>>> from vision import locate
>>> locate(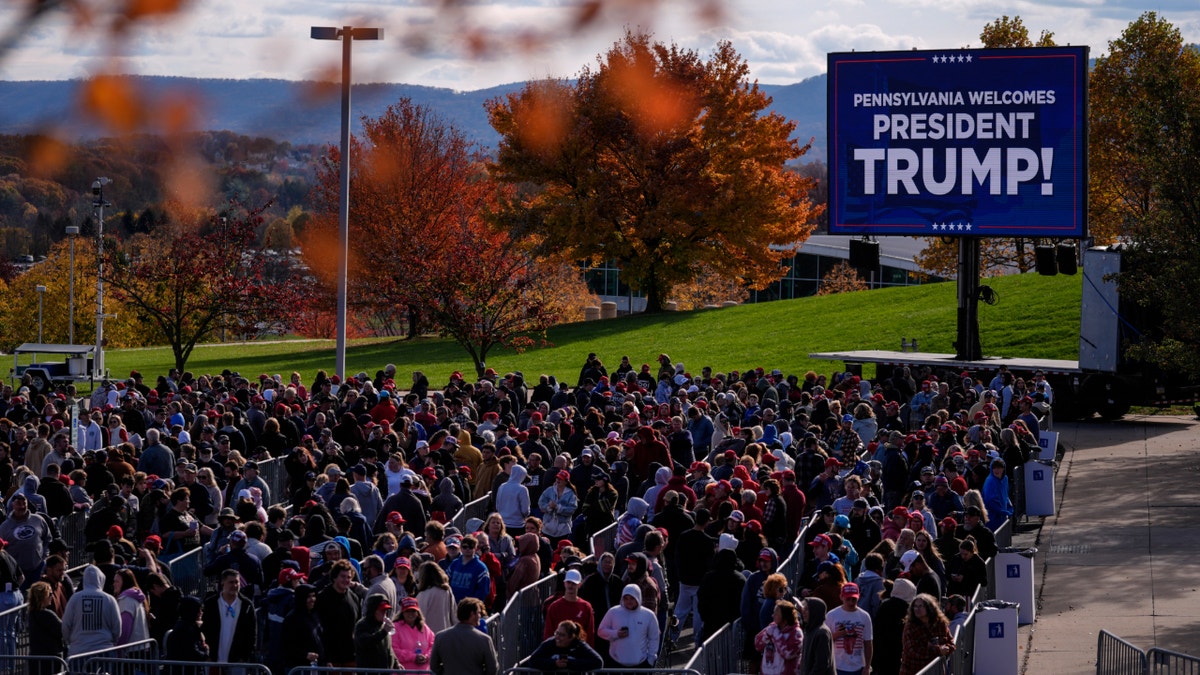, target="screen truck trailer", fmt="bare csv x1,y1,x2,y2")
811,246,1199,421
